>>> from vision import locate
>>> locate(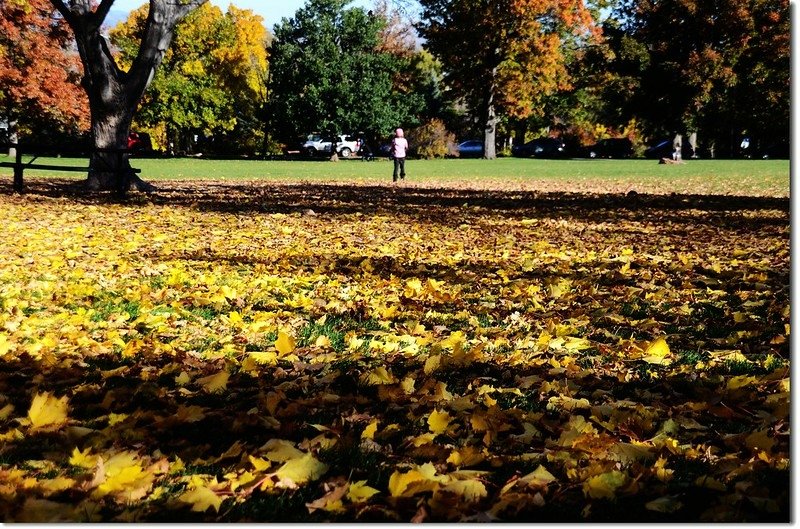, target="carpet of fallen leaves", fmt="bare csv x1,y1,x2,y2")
0,178,790,522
